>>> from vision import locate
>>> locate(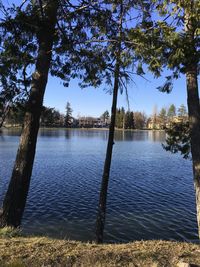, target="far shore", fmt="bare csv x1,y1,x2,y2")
1,126,165,132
